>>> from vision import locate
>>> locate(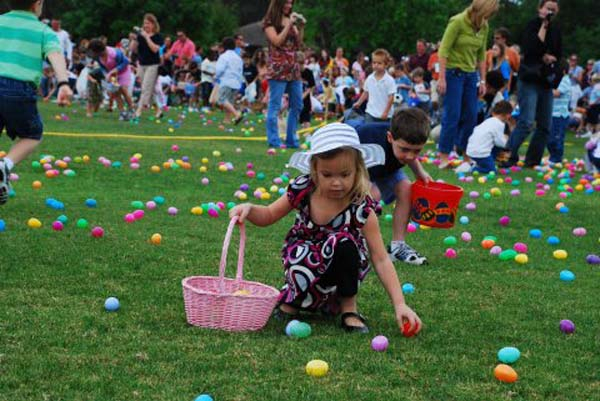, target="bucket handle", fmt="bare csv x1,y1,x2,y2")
218,216,246,291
